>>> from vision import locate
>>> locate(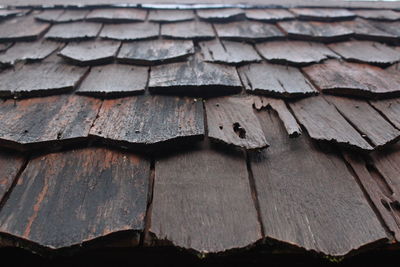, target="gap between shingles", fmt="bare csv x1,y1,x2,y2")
140,157,155,247
368,100,400,131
